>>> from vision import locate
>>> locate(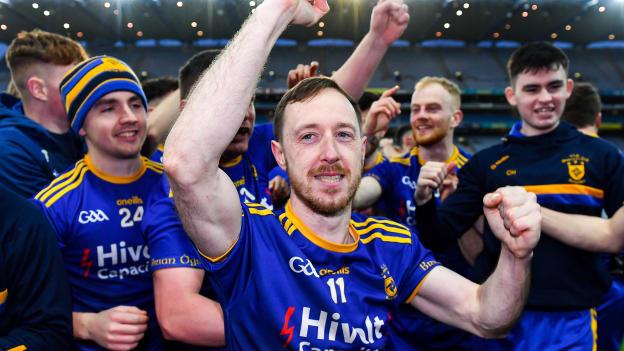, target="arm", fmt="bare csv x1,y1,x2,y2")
541,206,624,253
353,176,383,209
143,89,181,157
72,307,148,350
0,199,72,350
154,268,224,345
164,0,329,257
332,0,409,100
411,187,539,338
